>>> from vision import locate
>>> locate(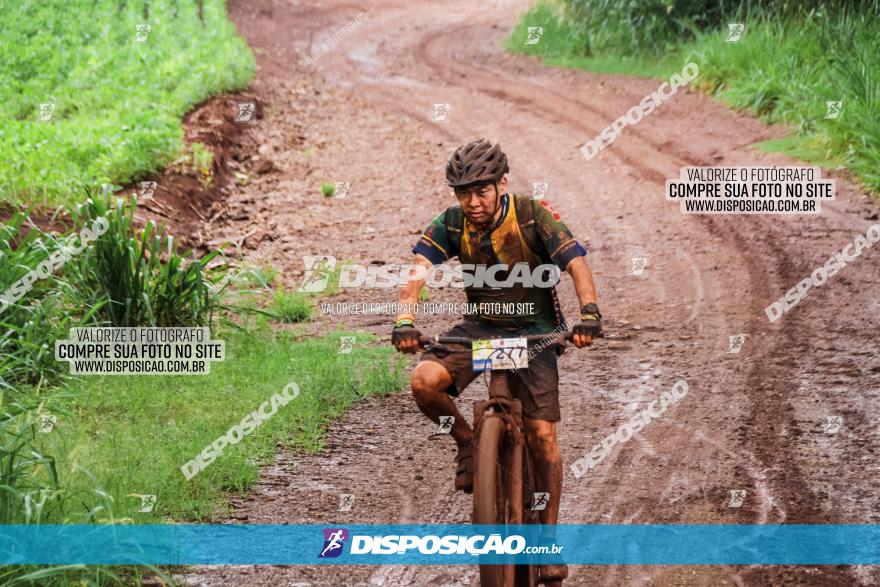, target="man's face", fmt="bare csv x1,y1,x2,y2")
454,176,507,226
